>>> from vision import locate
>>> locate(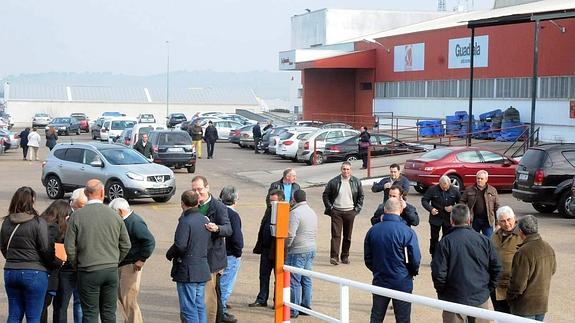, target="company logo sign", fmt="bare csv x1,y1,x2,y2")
394,43,425,72
448,35,489,69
